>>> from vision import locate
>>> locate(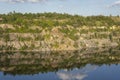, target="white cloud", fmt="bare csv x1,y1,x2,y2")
0,0,66,3
0,0,47,3
113,0,120,5
108,0,120,7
